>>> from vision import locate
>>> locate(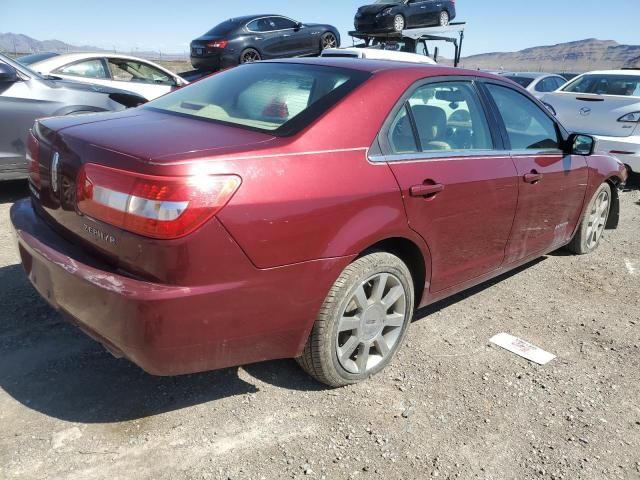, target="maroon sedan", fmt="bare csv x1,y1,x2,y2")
11,58,627,387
